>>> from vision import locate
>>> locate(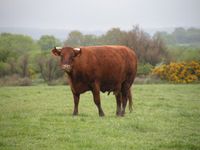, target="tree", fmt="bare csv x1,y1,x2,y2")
82,34,99,46
7,57,18,74
101,28,127,45
0,62,11,77
38,35,61,51
36,54,63,84
18,54,29,78
156,27,200,45
64,31,83,47
154,31,176,45
0,33,38,60
62,26,169,65
125,26,169,65
172,27,186,43
0,49,11,62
